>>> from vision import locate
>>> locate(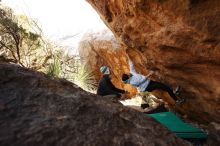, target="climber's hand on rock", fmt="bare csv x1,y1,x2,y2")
146,70,155,78
120,93,128,100
124,90,129,94
149,70,155,75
